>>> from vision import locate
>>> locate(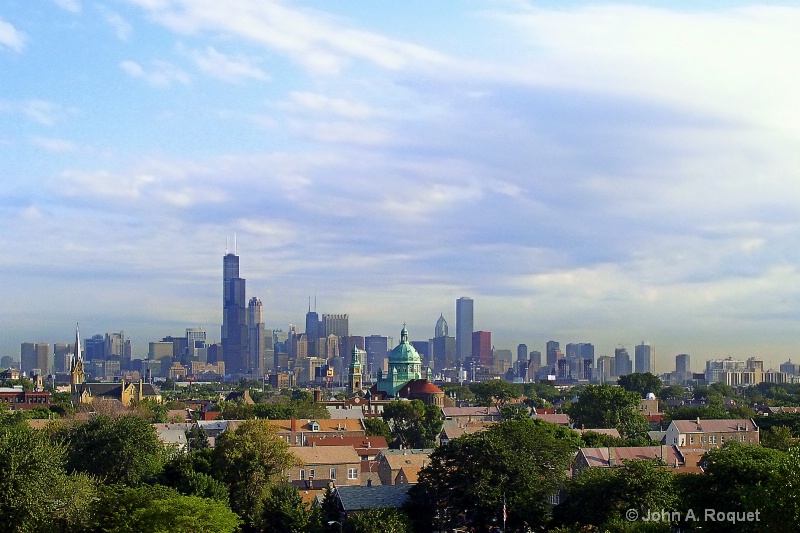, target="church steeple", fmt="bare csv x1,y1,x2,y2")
348,345,362,394
70,324,85,404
